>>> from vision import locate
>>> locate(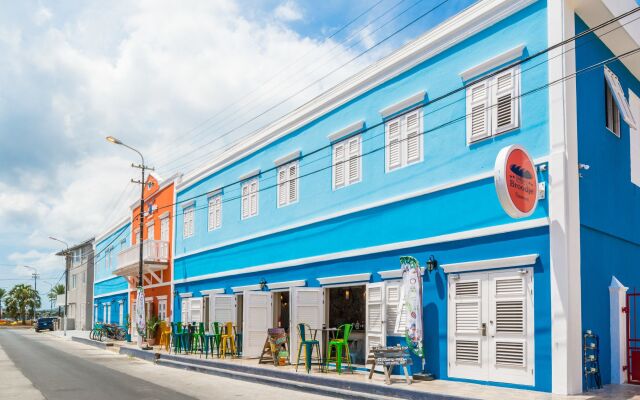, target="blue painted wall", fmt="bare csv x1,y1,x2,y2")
94,277,129,297
93,221,131,302
174,226,552,392
575,15,640,386
173,1,550,266
94,292,128,326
